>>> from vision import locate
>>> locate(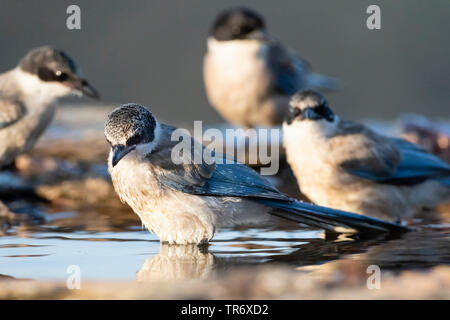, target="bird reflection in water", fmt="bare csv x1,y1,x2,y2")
136,244,215,282
135,232,400,282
